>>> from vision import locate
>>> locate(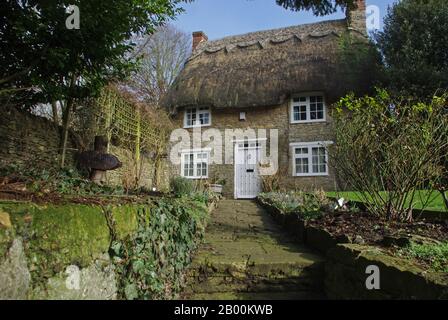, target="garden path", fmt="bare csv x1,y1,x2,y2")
184,199,325,300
